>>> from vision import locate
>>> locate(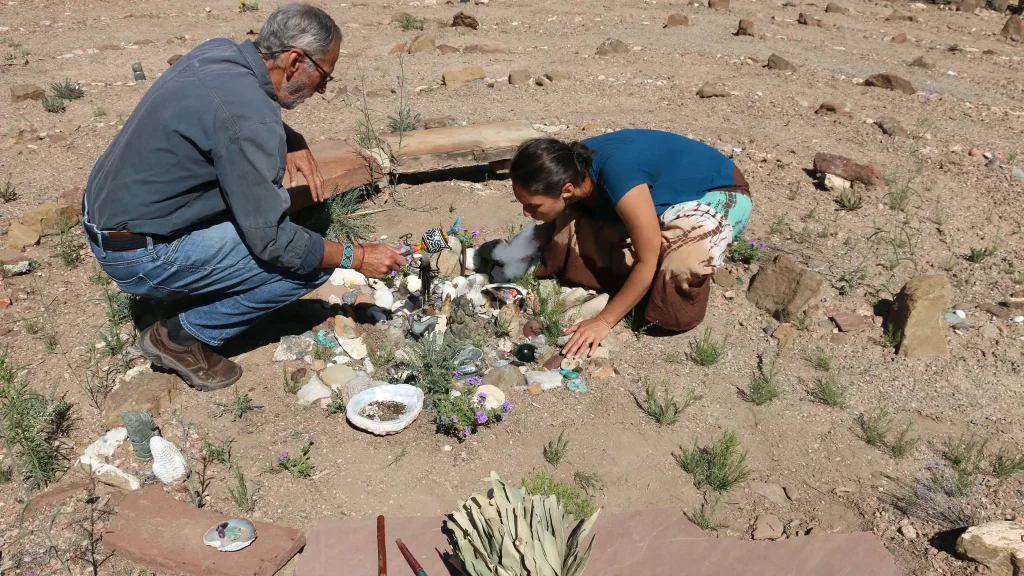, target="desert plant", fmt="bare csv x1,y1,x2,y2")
836,187,864,211
326,389,346,415
636,381,698,425
688,498,723,532
889,421,920,459
103,286,133,327
520,470,597,521
809,373,847,407
311,340,333,361
446,474,600,576
489,313,512,338
227,465,257,513
0,369,75,487
890,471,981,530
100,323,126,357
202,439,232,464
238,0,259,11
43,332,58,354
544,429,569,467
990,446,1024,479
50,78,84,100
882,323,902,349
396,13,425,31
942,432,988,483
728,237,766,264
535,280,570,341
406,333,459,402
368,341,395,369
858,408,892,447
436,391,510,440
41,94,65,113
573,471,602,494
387,105,421,133
277,437,315,478
689,326,727,366
0,180,17,203
745,354,782,405
966,247,993,263
675,431,751,492
214,390,261,421
809,348,834,372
